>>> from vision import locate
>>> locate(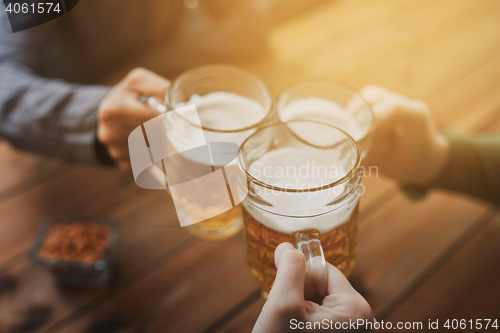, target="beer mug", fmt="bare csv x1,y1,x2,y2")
163,65,273,240
277,80,374,158
237,120,362,300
